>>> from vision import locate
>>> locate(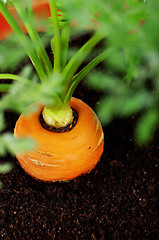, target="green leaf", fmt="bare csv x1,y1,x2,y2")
135,108,159,145
0,162,12,174
120,91,155,117
20,64,33,78
0,36,27,72
1,0,13,6
87,72,126,93
0,181,3,189
0,138,6,156
0,111,5,131
2,133,36,155
12,0,52,75
19,64,39,83
97,97,116,124
0,83,11,92
51,37,55,54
